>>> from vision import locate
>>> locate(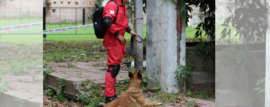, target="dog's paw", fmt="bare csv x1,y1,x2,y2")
156,102,162,105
